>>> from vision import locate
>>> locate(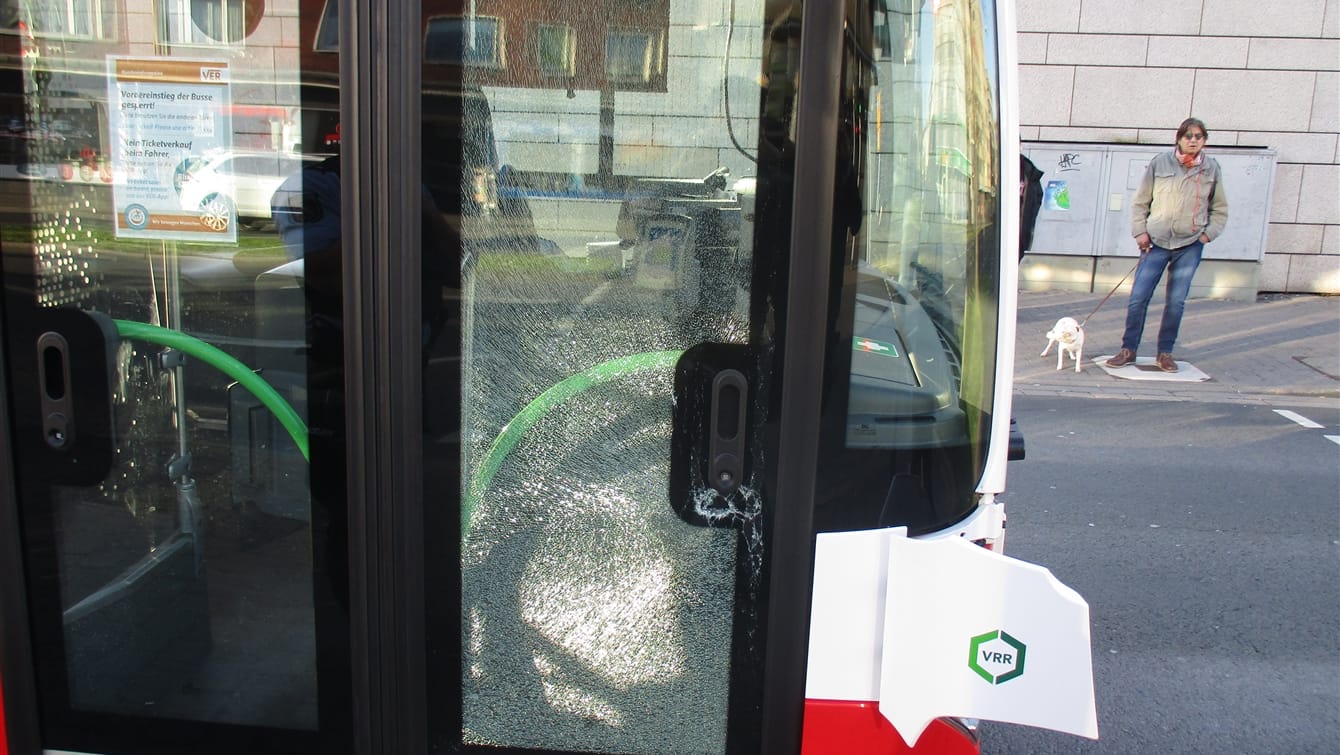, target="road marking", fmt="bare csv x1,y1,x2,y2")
1273,409,1324,429
1326,435,1340,446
